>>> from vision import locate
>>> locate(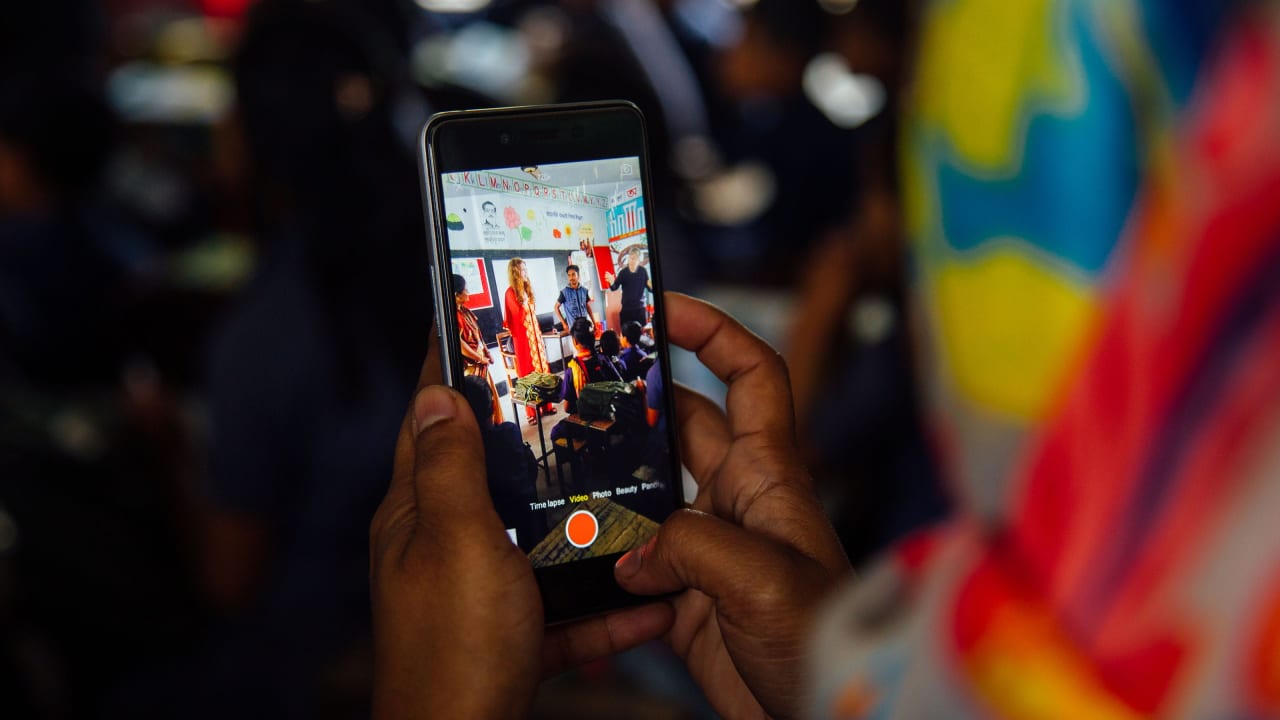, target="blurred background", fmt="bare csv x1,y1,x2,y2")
0,0,946,716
